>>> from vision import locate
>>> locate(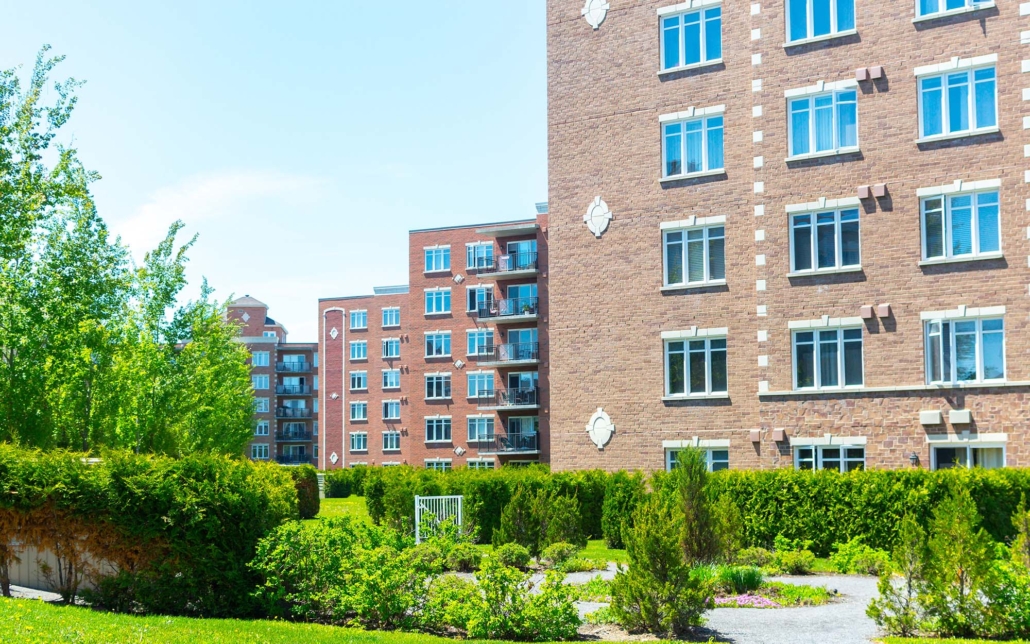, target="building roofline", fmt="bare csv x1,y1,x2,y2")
408,218,536,234
319,285,409,303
